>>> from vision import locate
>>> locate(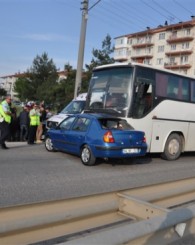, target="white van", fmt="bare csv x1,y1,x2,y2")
46,93,87,130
